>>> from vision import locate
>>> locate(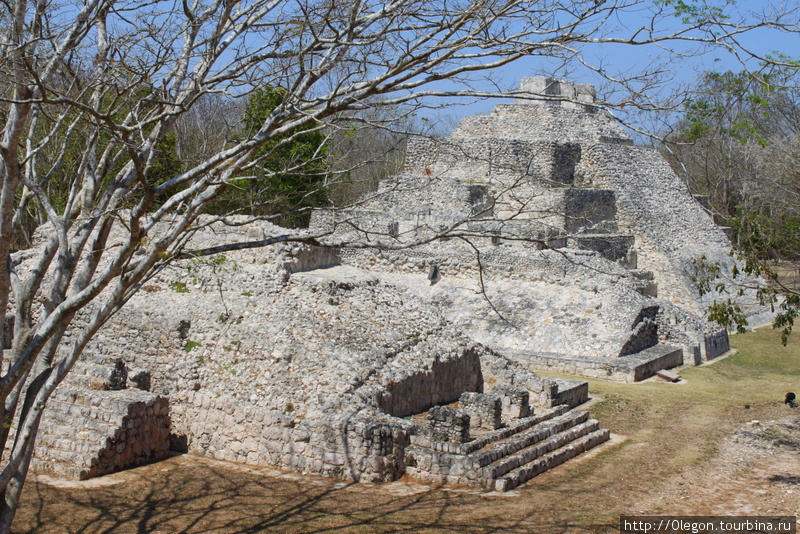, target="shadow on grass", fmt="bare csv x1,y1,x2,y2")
15,455,621,534
769,475,800,485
